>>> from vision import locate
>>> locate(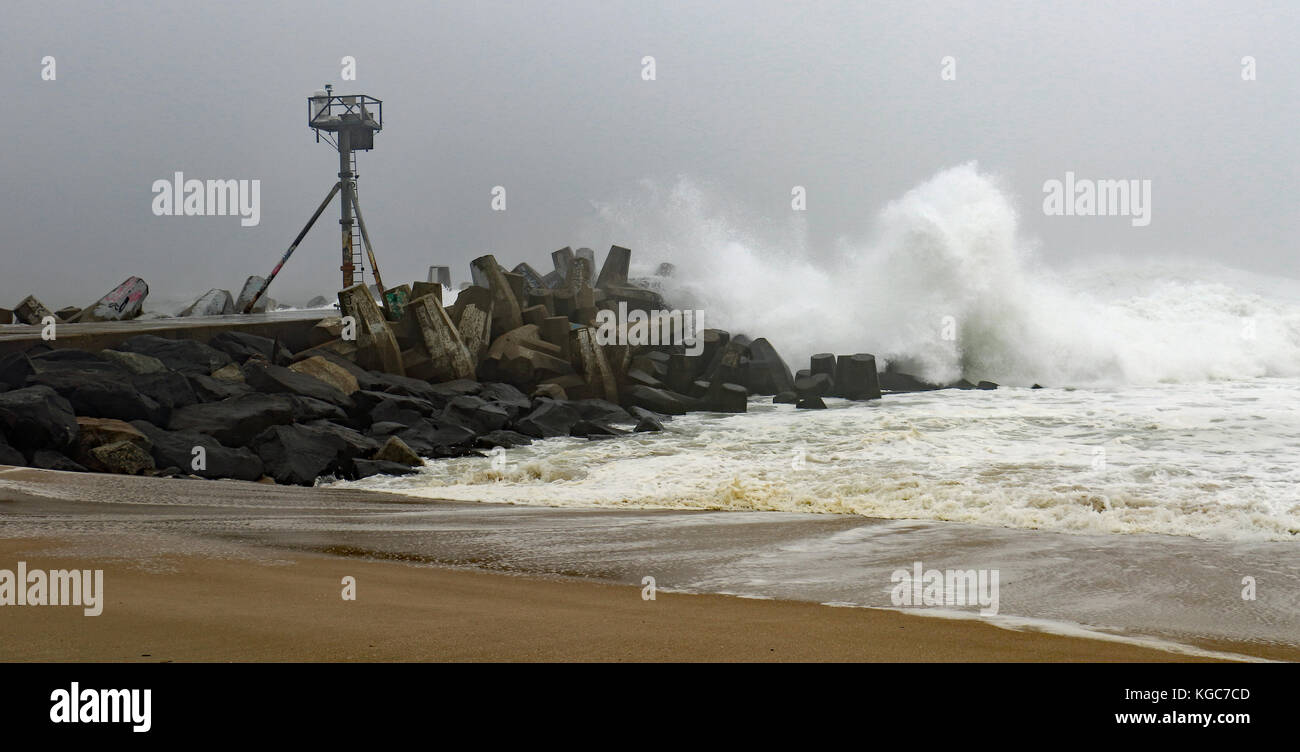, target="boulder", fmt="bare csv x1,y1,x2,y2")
31,450,87,472
0,353,35,389
515,399,582,438
570,419,628,438
99,350,168,375
74,416,151,459
243,360,353,408
26,369,166,424
395,421,478,455
477,382,532,418
130,370,198,413
773,391,797,404
188,374,253,402
571,398,633,423
372,436,422,467
633,415,664,433
167,393,296,447
70,277,149,323
796,396,828,410
251,424,351,486
623,385,692,416
208,331,293,366
178,289,235,317
288,356,360,397
88,440,155,475
352,459,419,479
113,335,233,376
130,420,265,481
304,420,382,458
0,438,25,466
475,430,533,449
